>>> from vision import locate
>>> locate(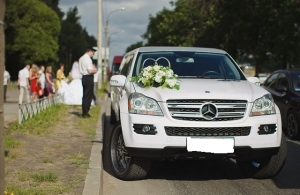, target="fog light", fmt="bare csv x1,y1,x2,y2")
133,124,157,135
258,124,276,135
263,125,270,133
142,125,151,133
